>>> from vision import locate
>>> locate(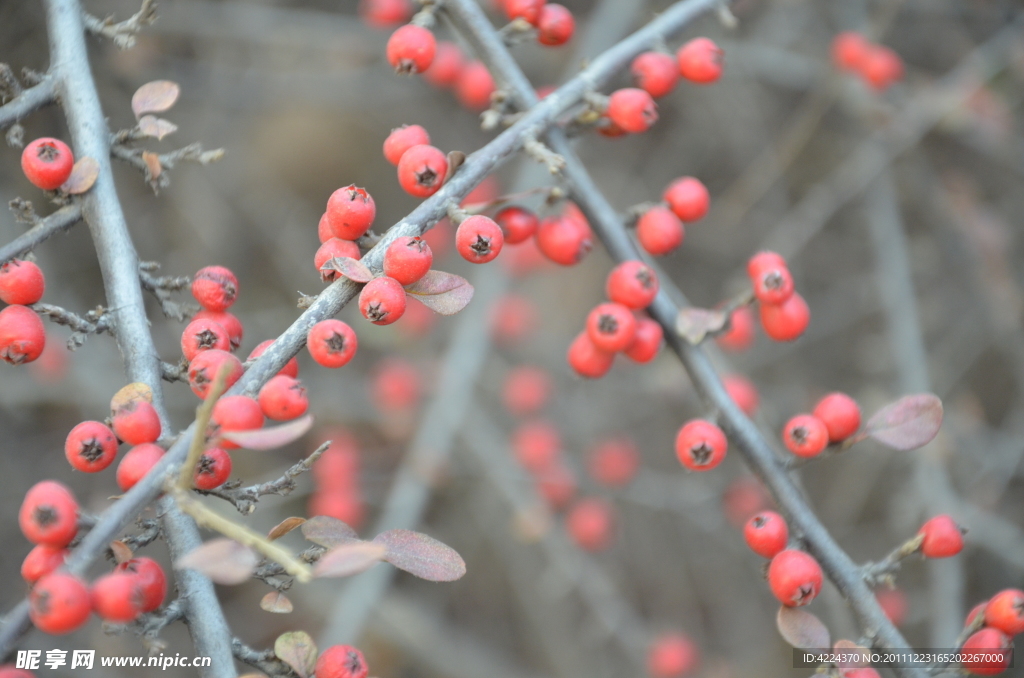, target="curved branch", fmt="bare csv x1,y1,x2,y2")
0,203,82,264
0,77,56,130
